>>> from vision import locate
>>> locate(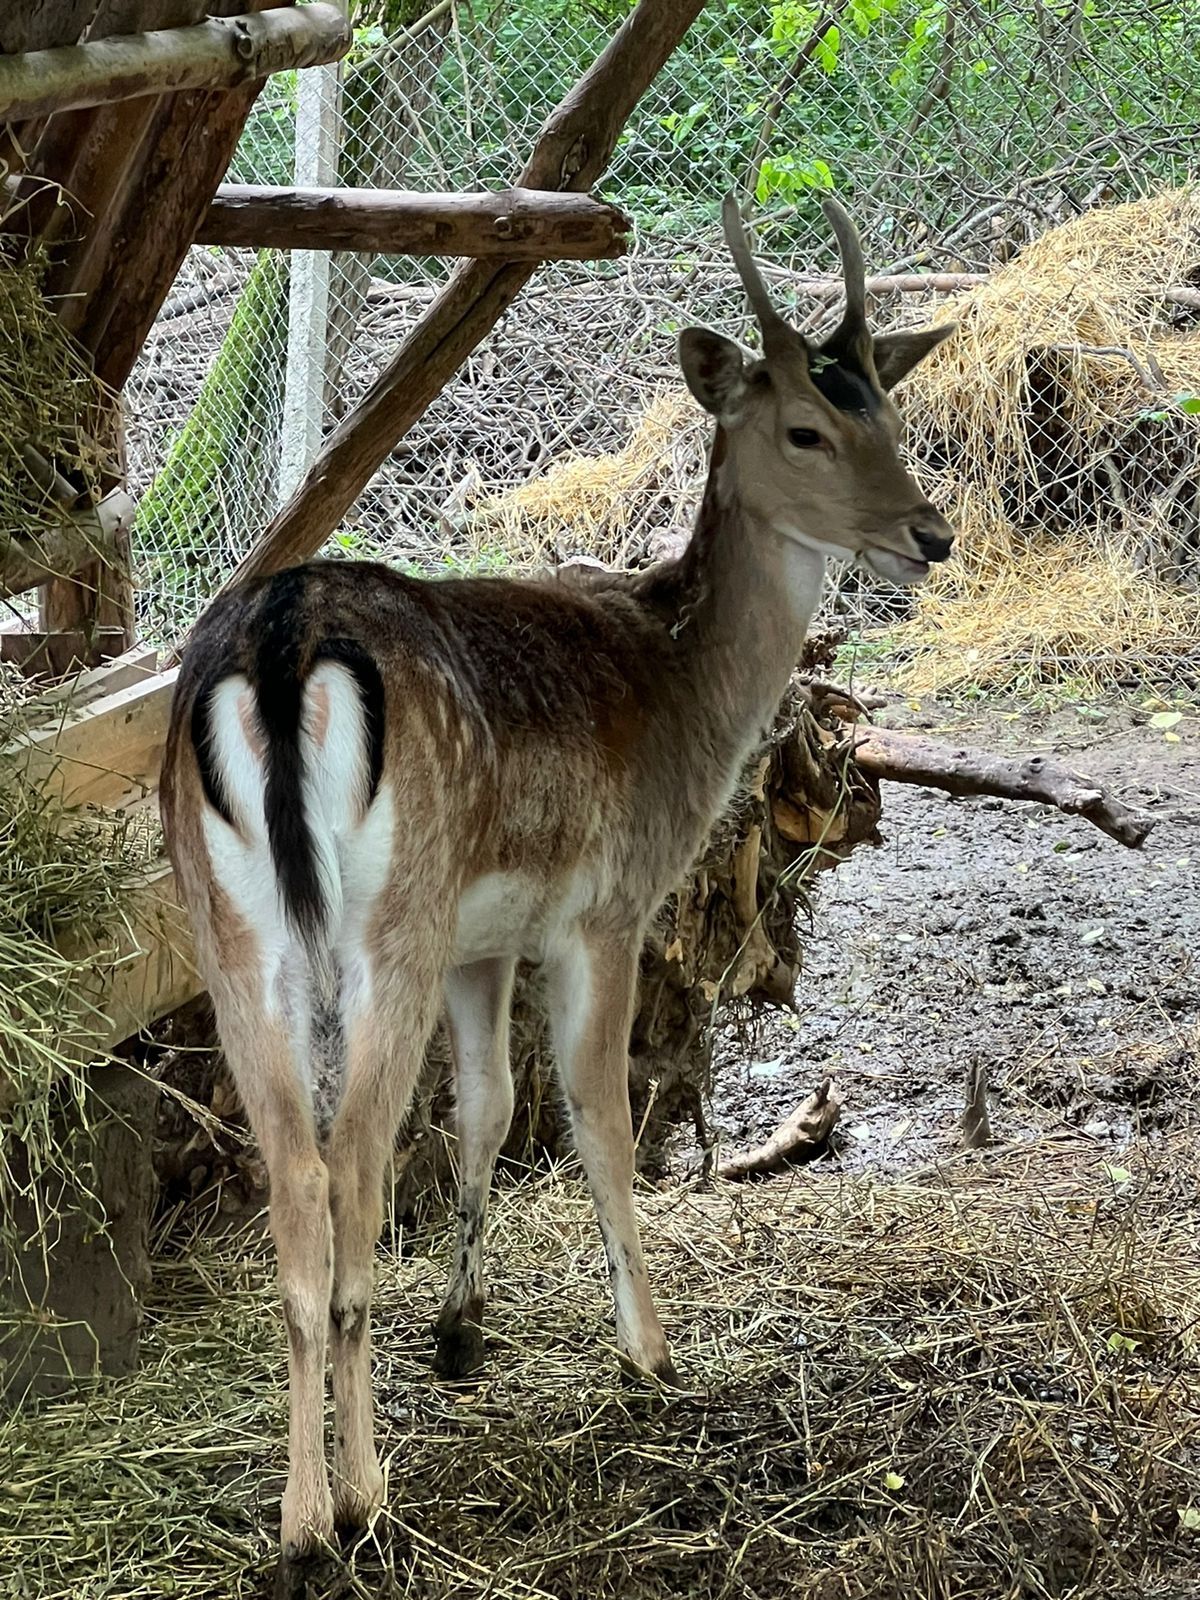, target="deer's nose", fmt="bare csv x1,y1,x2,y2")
910,515,955,563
